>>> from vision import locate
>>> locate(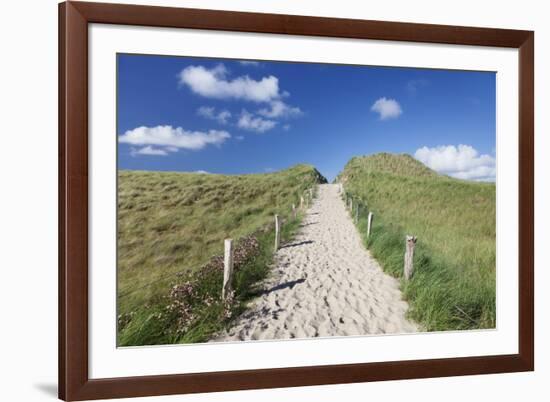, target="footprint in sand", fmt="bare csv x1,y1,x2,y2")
212,184,417,342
